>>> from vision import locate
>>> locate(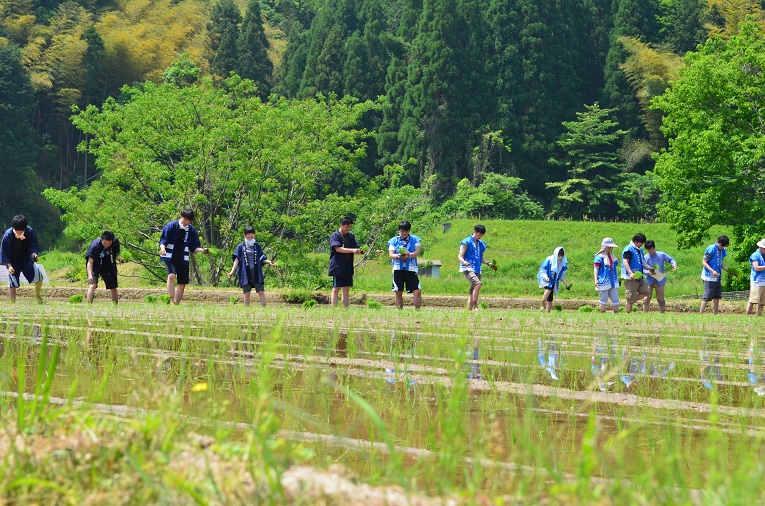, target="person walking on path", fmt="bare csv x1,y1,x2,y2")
159,209,210,305
388,220,422,309
642,240,677,313
621,233,650,313
1,215,43,302
538,246,571,312
458,224,497,311
228,226,275,307
594,238,620,314
86,230,120,304
746,239,765,316
328,216,363,307
700,235,729,314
